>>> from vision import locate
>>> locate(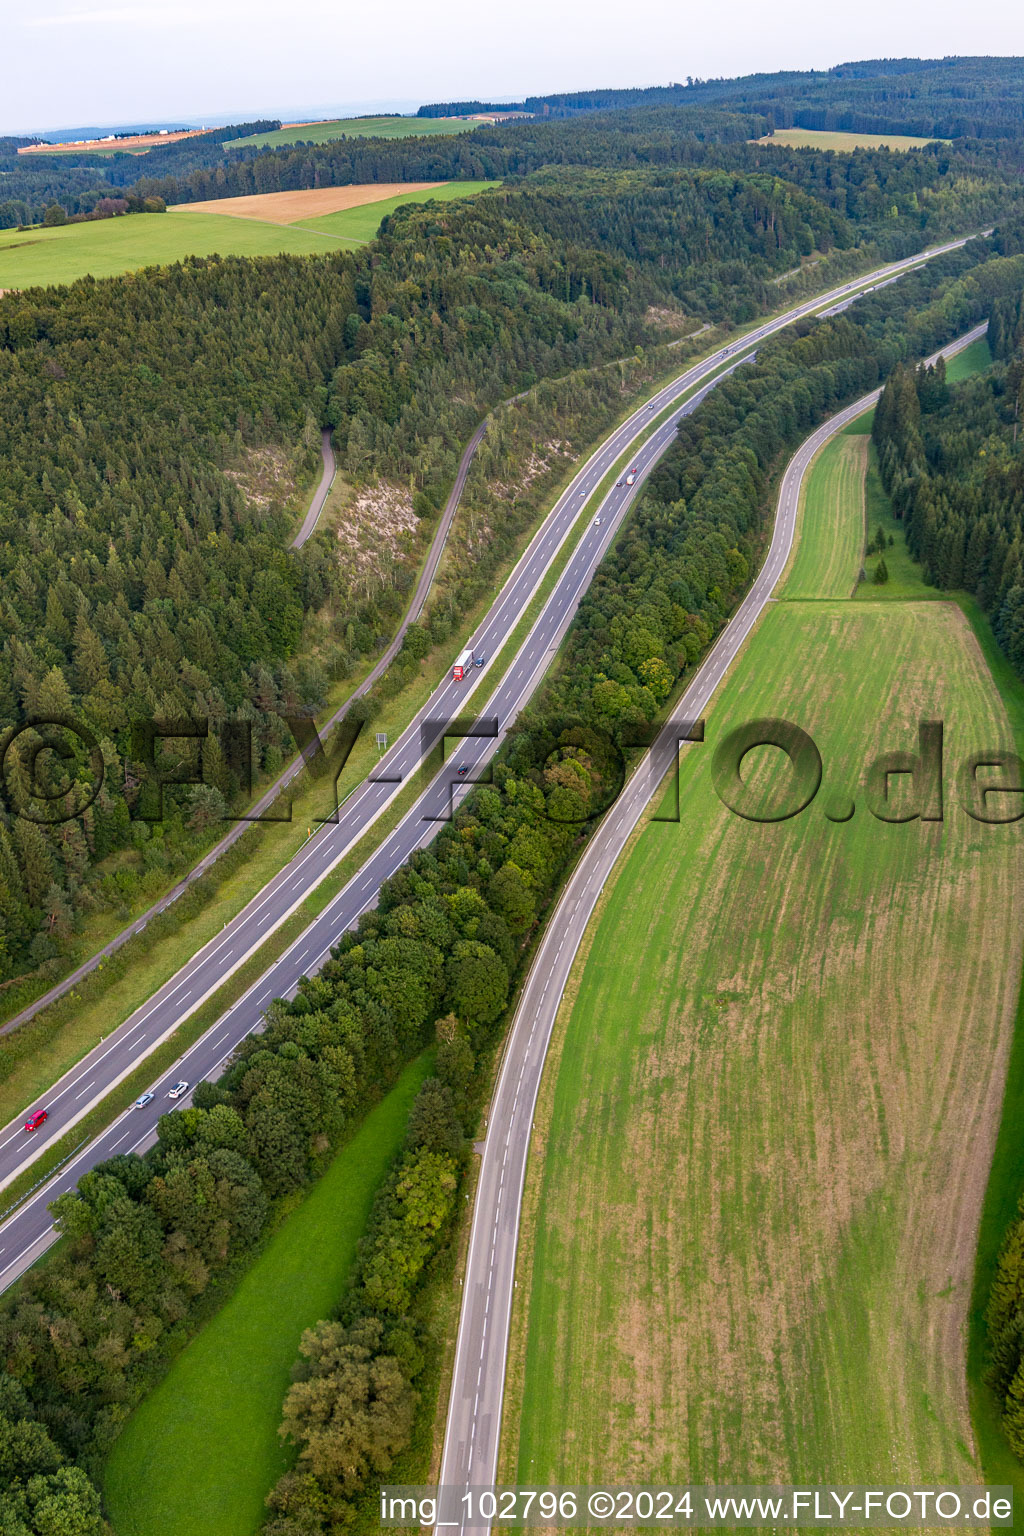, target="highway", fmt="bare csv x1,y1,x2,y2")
0,237,985,1292
0,235,981,1043
434,320,989,1528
